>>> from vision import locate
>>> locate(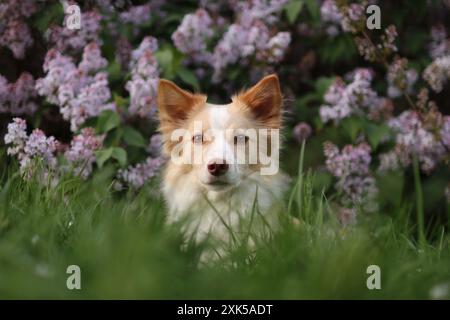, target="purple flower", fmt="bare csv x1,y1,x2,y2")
117,156,164,189
4,118,28,157
0,73,37,115
172,9,213,64
429,25,450,59
79,42,108,73
119,4,151,25
46,11,102,53
0,20,33,59
293,122,312,144
64,127,104,178
423,55,450,93
387,57,418,98
148,134,163,157
380,111,448,173
125,37,160,119
320,68,385,124
36,44,116,131
324,141,378,211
